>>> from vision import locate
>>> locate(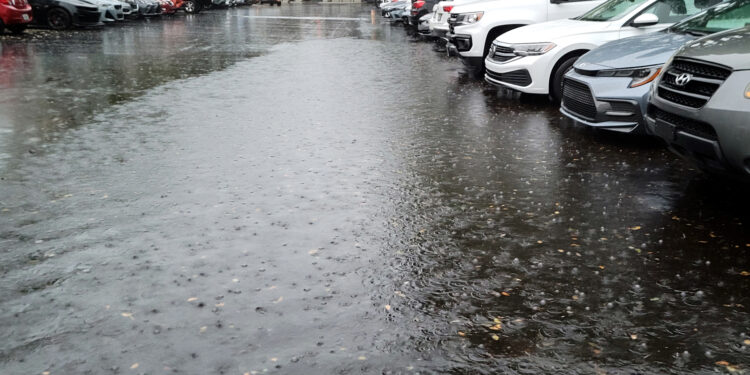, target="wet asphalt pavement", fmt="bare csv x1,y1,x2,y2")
2,4,750,374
